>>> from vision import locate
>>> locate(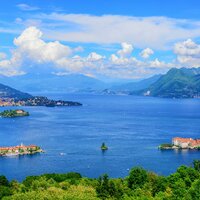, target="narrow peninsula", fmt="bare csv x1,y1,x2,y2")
0,83,82,107
0,143,43,157
0,96,82,107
